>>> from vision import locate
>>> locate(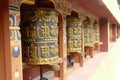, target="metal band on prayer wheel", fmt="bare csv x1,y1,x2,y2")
21,7,60,65
66,17,82,53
